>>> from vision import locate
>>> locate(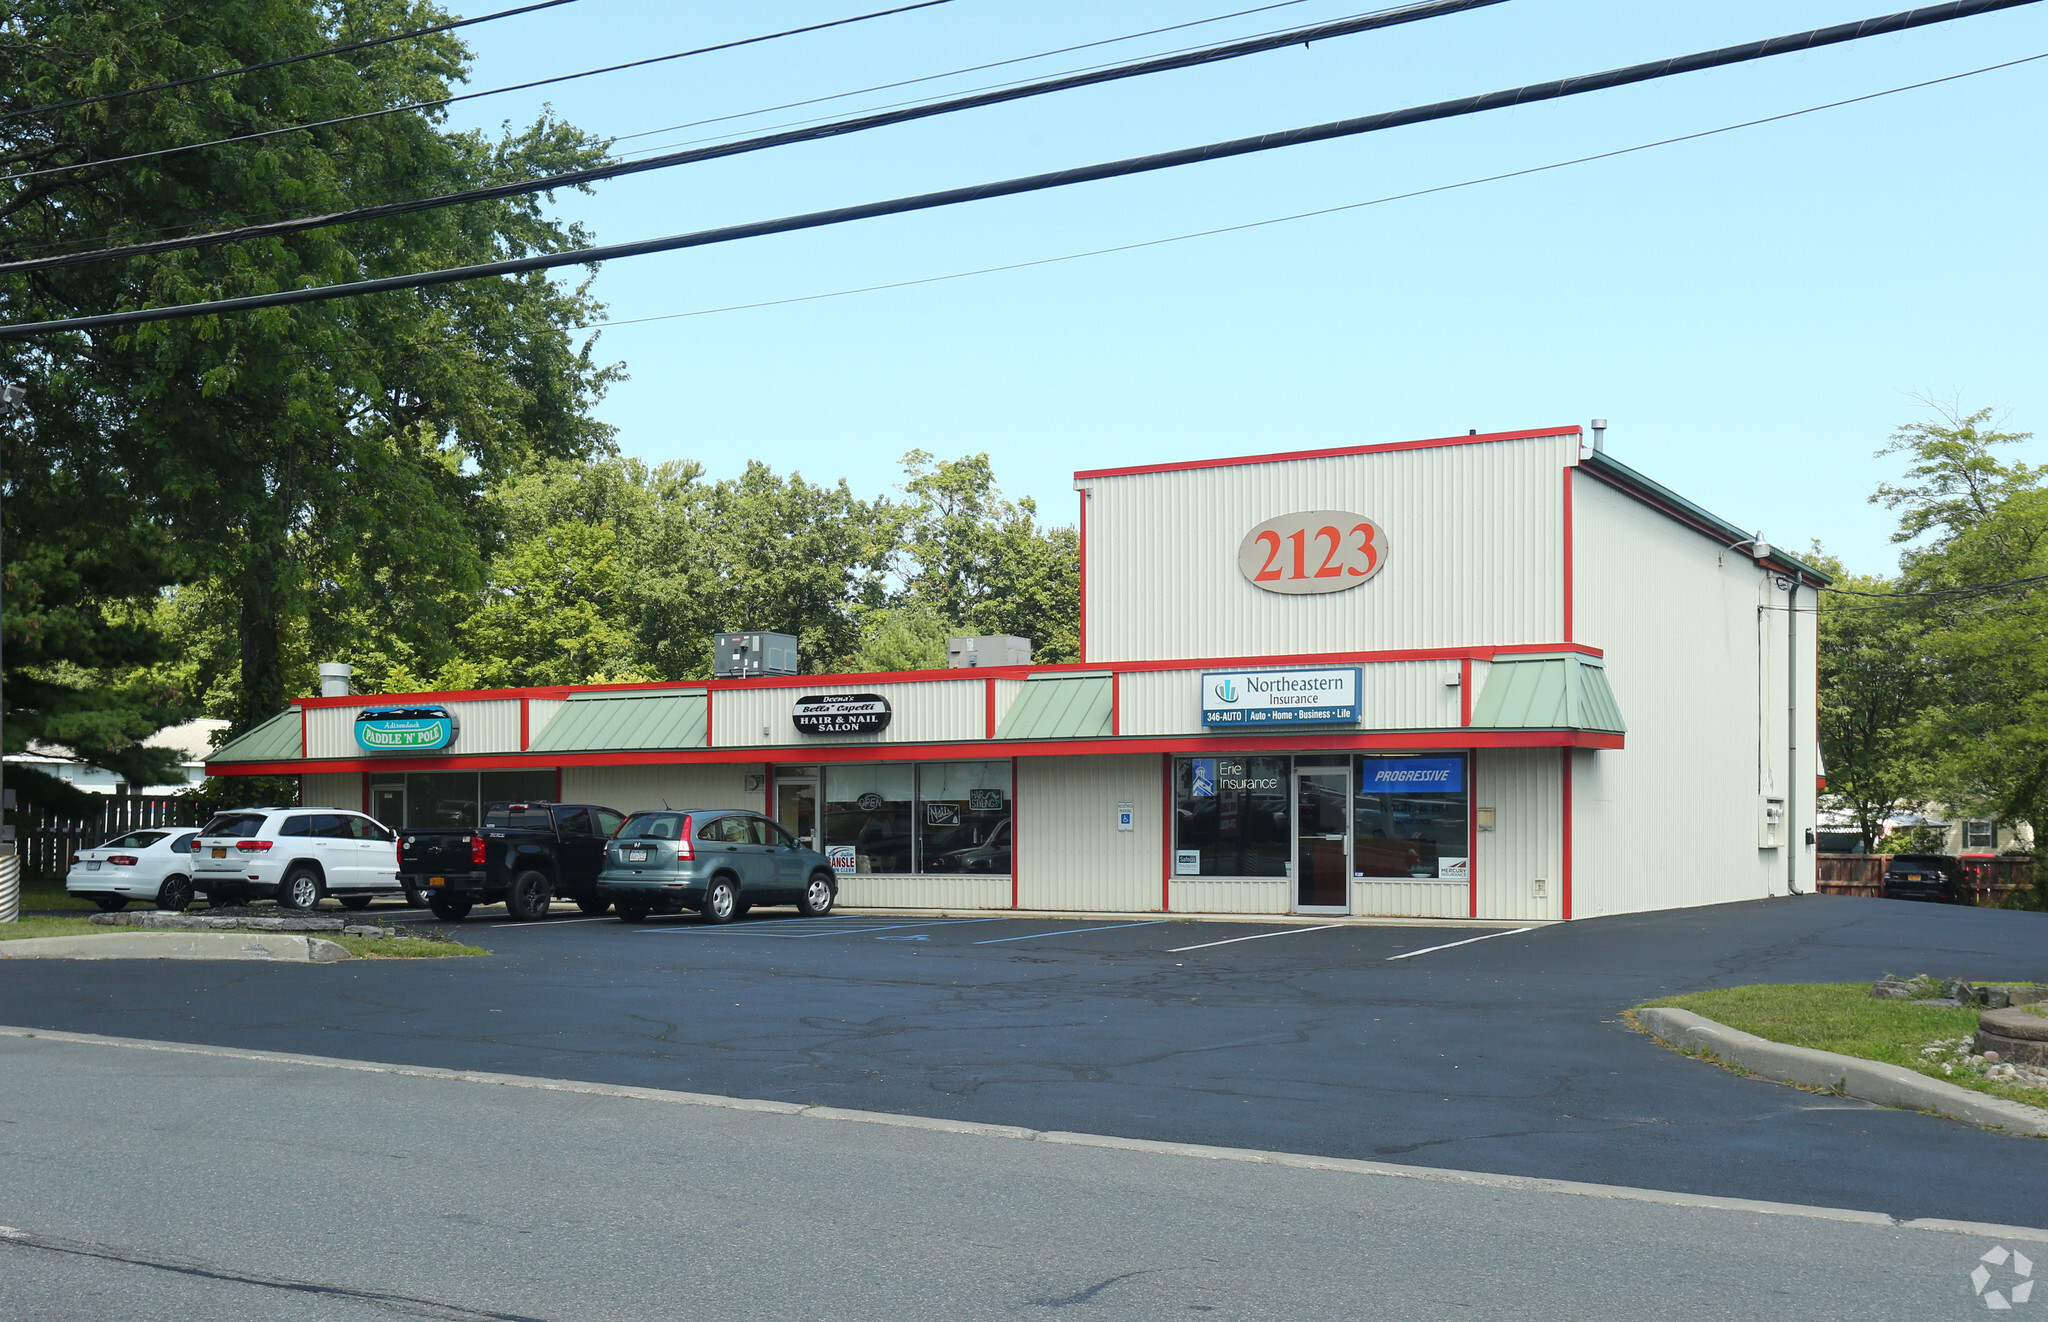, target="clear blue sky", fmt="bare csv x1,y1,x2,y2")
442,0,2046,577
